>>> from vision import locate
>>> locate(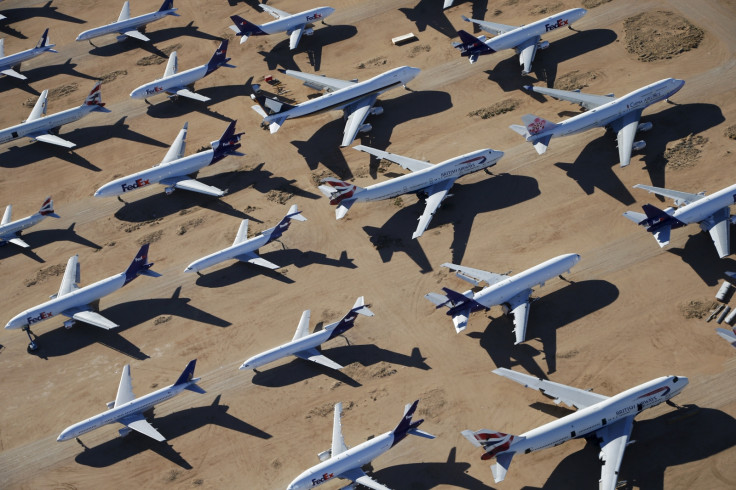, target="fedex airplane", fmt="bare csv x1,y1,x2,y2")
5,244,159,351
250,66,420,147
288,400,435,490
129,40,234,102
0,28,57,80
510,78,685,167
425,254,580,338
76,0,179,44
183,204,306,274
229,5,334,50
318,145,504,239
463,368,688,490
240,297,374,372
0,196,59,248
0,81,109,149
95,121,243,198
453,8,586,73
58,360,205,443
624,183,736,258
